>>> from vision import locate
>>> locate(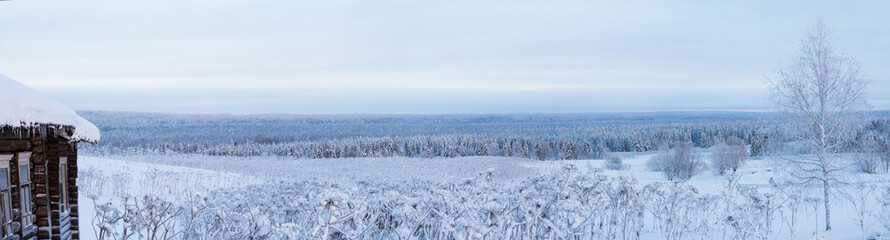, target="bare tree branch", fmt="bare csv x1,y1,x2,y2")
768,20,869,231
